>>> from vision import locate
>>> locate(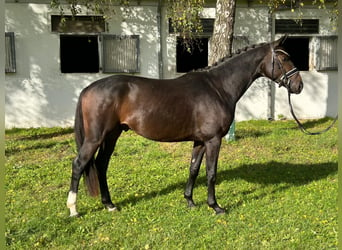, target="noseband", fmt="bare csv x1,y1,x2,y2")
271,49,299,90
